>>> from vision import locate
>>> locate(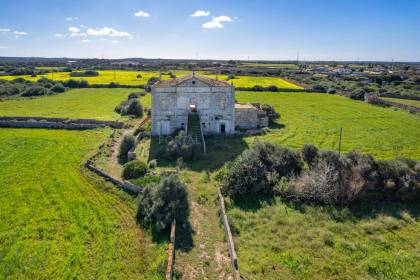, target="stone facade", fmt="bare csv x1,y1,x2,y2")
151,75,268,136
151,75,235,136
